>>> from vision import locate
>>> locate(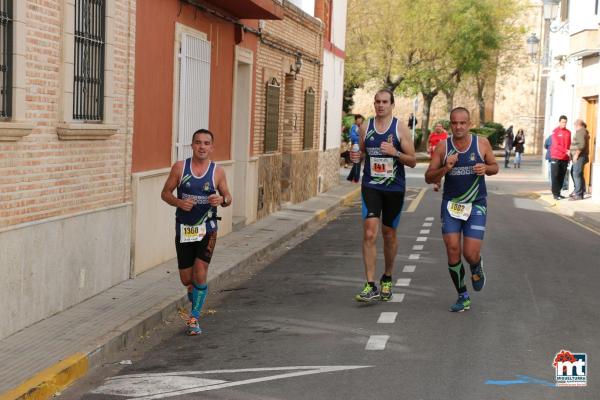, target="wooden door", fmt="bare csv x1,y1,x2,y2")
584,97,597,193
